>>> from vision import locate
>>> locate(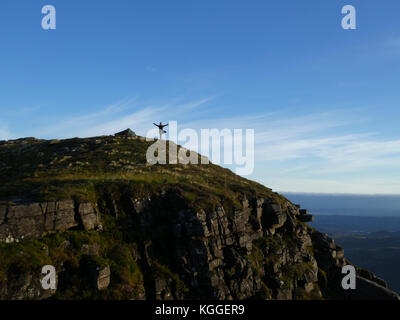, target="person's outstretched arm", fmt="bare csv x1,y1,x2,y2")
164,123,169,127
